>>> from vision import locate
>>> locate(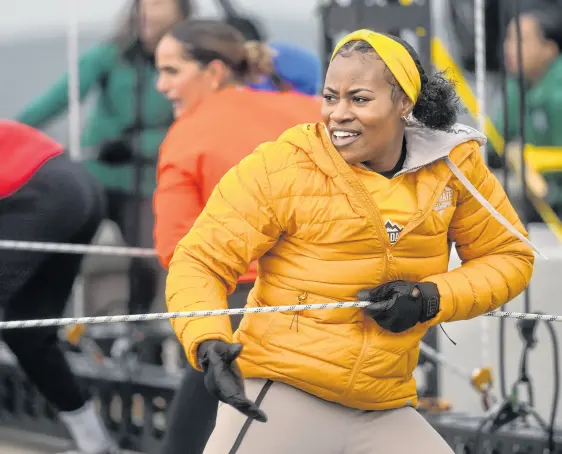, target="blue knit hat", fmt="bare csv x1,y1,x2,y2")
249,42,322,96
